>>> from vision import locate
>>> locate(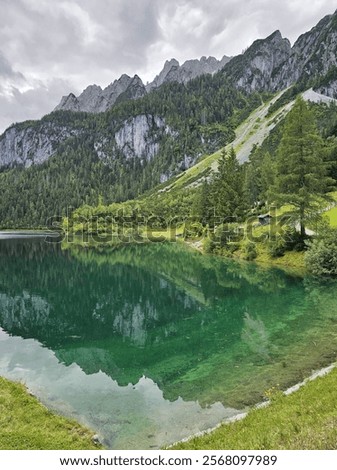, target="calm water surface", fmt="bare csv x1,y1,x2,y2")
1,238,337,449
